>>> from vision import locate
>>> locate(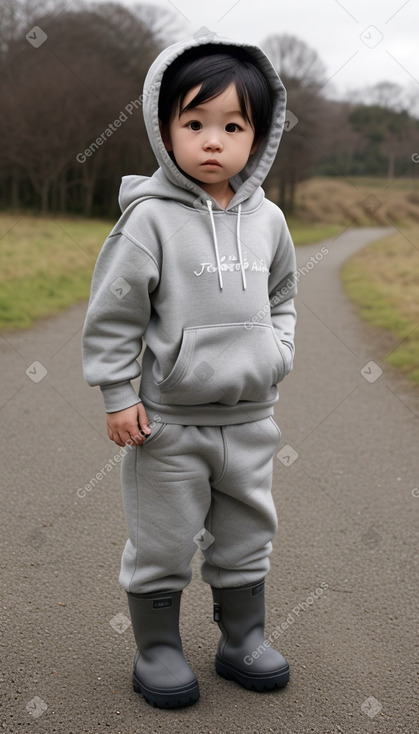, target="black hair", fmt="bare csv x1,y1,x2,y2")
158,44,273,144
